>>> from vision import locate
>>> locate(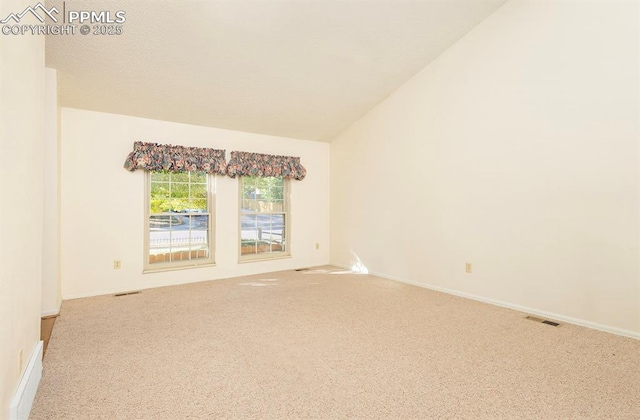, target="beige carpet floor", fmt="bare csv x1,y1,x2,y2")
31,266,640,419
